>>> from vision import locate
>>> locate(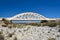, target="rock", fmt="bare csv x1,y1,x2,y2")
0,26,60,40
